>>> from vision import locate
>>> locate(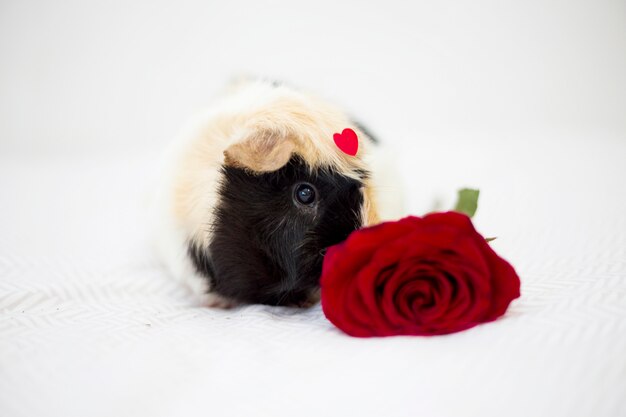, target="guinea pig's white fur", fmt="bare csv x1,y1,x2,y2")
151,80,404,306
